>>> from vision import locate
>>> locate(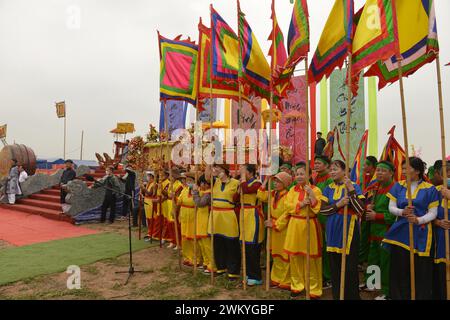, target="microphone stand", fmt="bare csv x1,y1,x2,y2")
88,175,150,285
